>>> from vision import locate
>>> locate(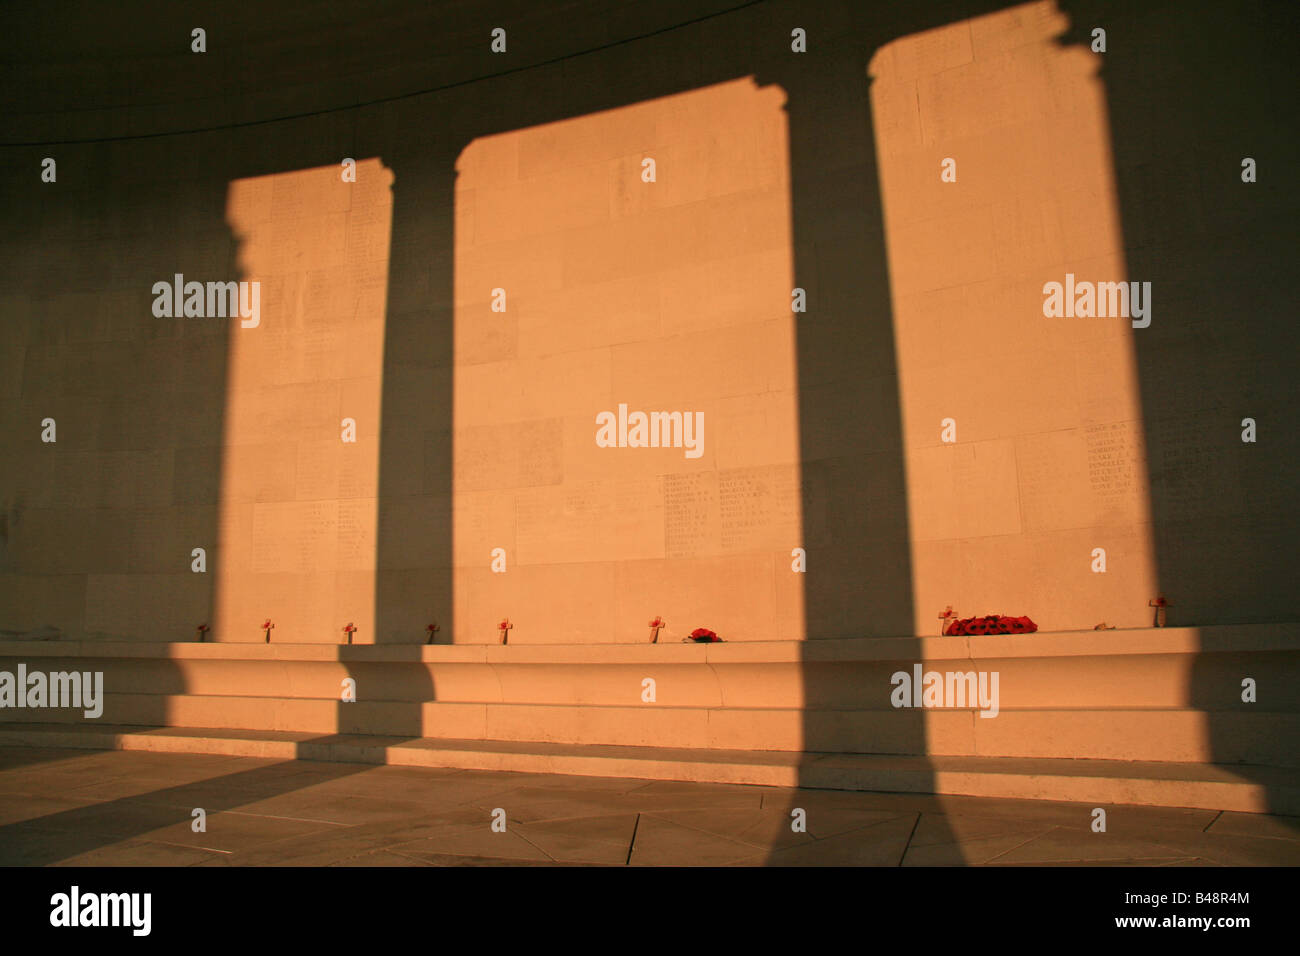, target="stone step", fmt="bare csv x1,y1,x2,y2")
2,694,1295,765
2,722,1296,815
4,624,1296,711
